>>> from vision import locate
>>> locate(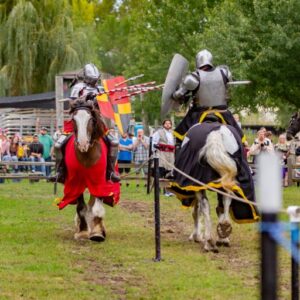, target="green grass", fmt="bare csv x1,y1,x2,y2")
0,180,299,299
